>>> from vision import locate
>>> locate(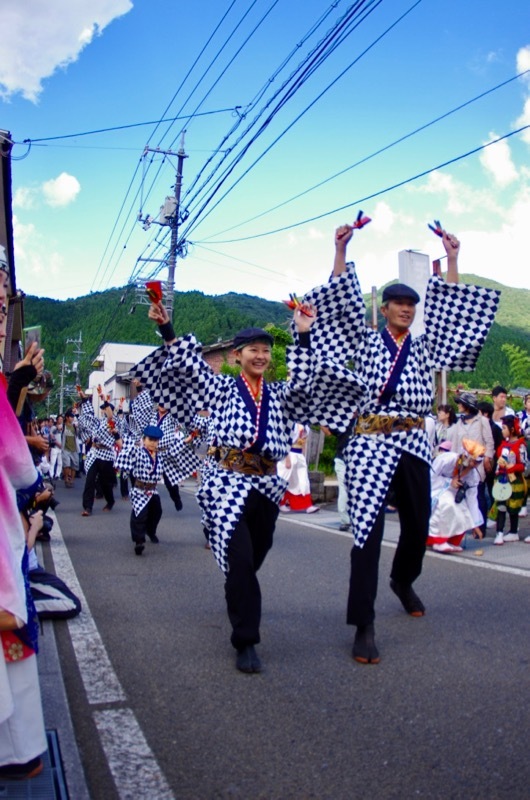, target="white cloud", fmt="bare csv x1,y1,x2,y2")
515,97,530,146
479,133,518,186
0,1,133,102
370,201,395,234
459,194,530,288
516,45,530,82
412,171,501,215
13,217,64,292
13,173,81,209
486,51,501,65
13,186,38,210
42,173,81,207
